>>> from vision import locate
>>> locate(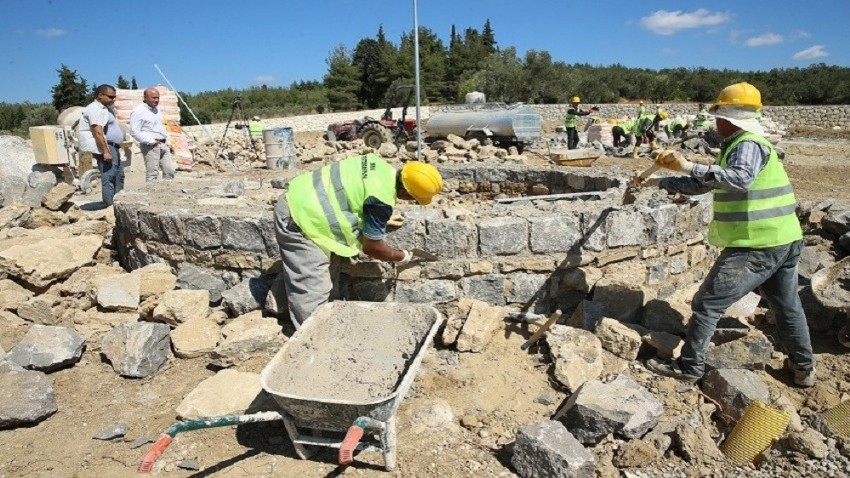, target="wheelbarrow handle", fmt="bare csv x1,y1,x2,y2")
339,416,386,466
137,434,173,473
